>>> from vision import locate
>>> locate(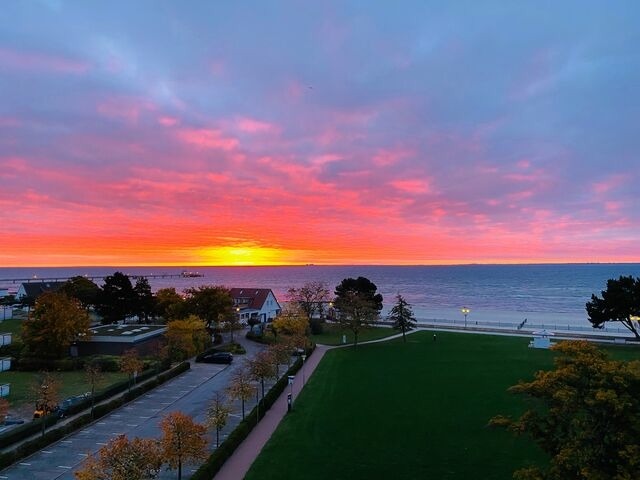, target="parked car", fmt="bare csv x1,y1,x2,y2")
199,352,233,364
57,393,91,418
